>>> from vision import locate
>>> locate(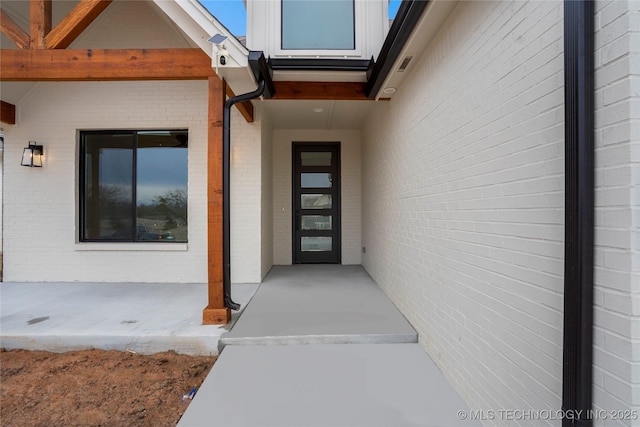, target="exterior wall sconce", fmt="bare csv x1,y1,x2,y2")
21,141,44,167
